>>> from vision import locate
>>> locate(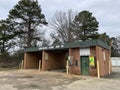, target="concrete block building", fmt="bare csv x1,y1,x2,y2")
23,40,111,77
